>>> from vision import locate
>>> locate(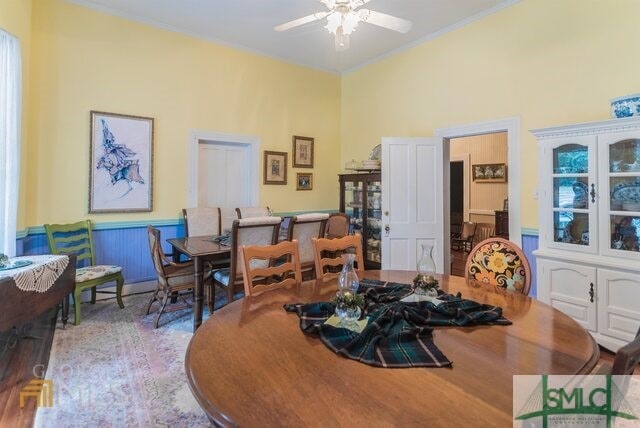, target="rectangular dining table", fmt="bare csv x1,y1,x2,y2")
166,236,231,331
